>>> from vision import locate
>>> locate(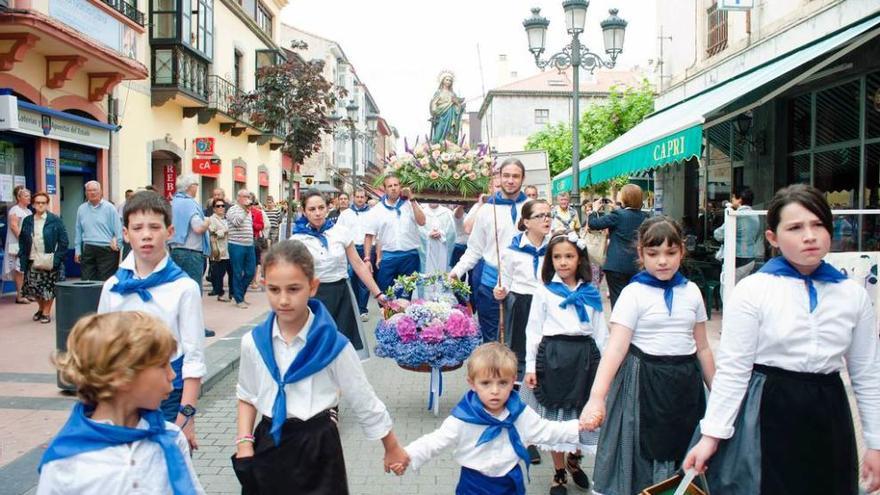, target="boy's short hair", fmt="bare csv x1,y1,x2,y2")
55,311,176,405
467,342,517,380
123,190,172,227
